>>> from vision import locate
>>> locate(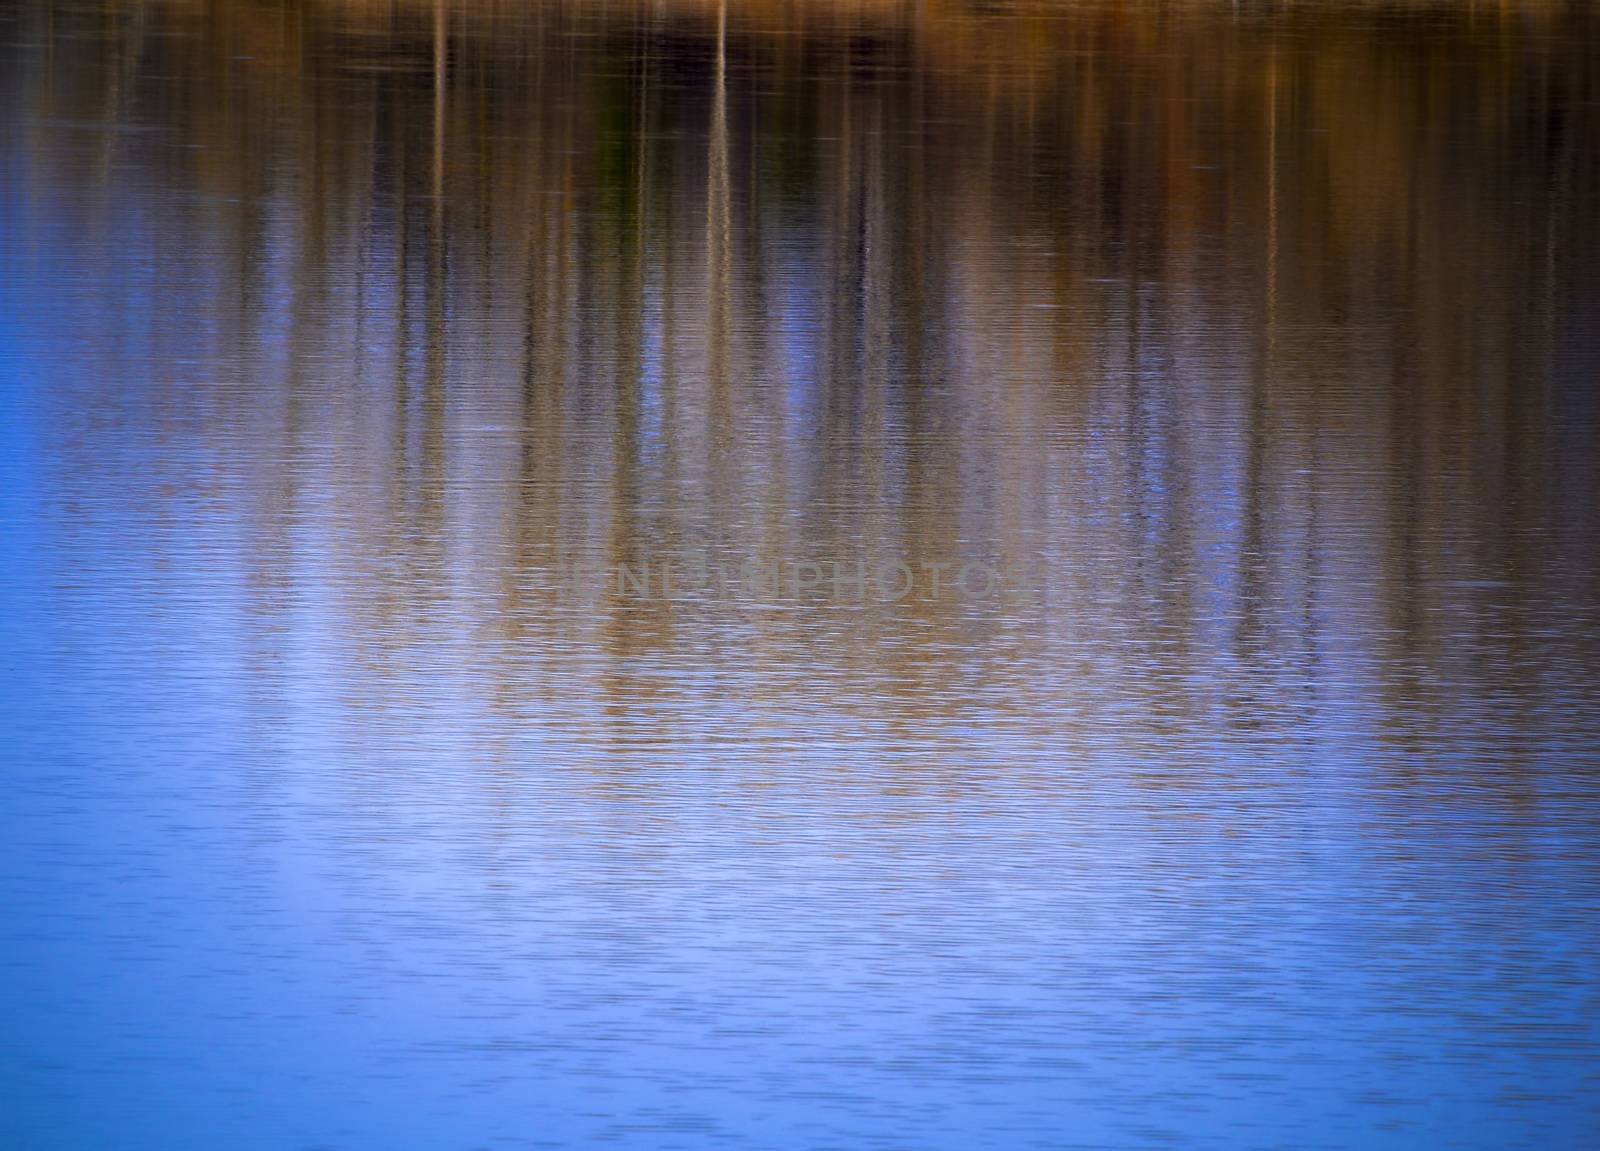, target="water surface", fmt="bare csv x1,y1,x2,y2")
2,1,1599,1147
